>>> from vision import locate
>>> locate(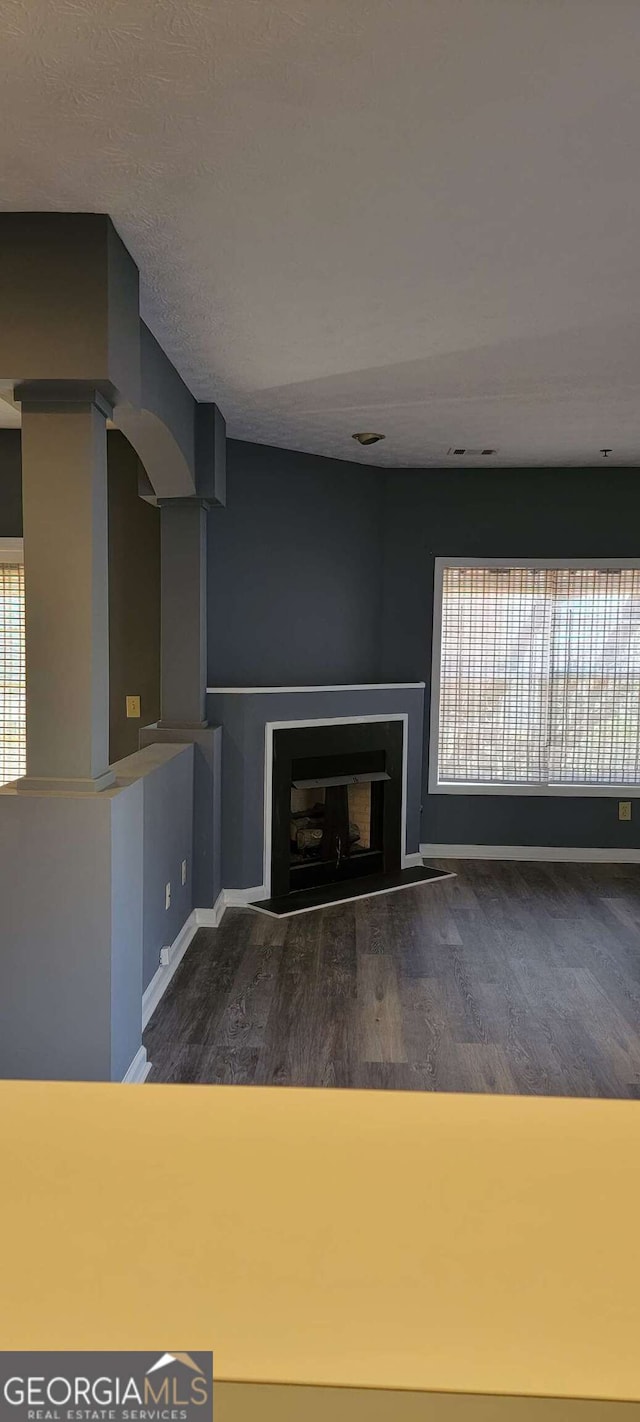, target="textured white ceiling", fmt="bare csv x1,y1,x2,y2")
1,0,640,466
